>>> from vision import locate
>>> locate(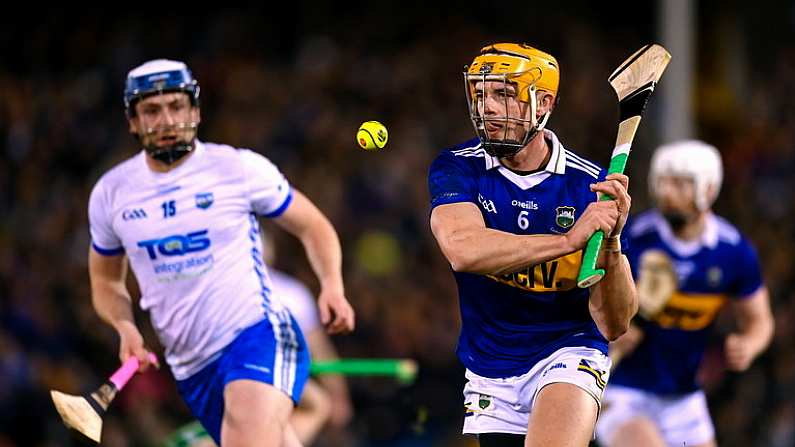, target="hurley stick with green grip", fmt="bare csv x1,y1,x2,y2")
577,44,671,288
